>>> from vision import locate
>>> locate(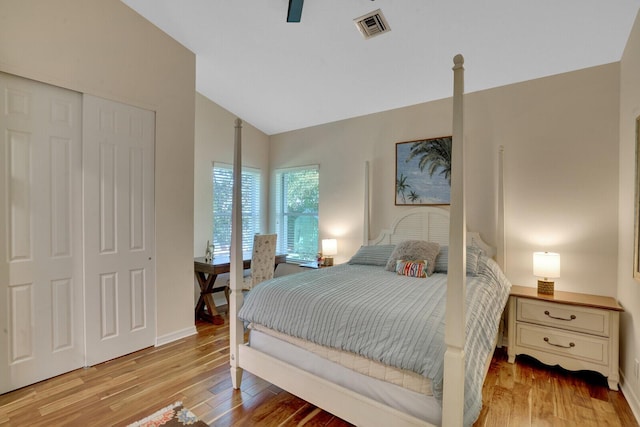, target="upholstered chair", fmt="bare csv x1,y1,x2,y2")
224,233,277,302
